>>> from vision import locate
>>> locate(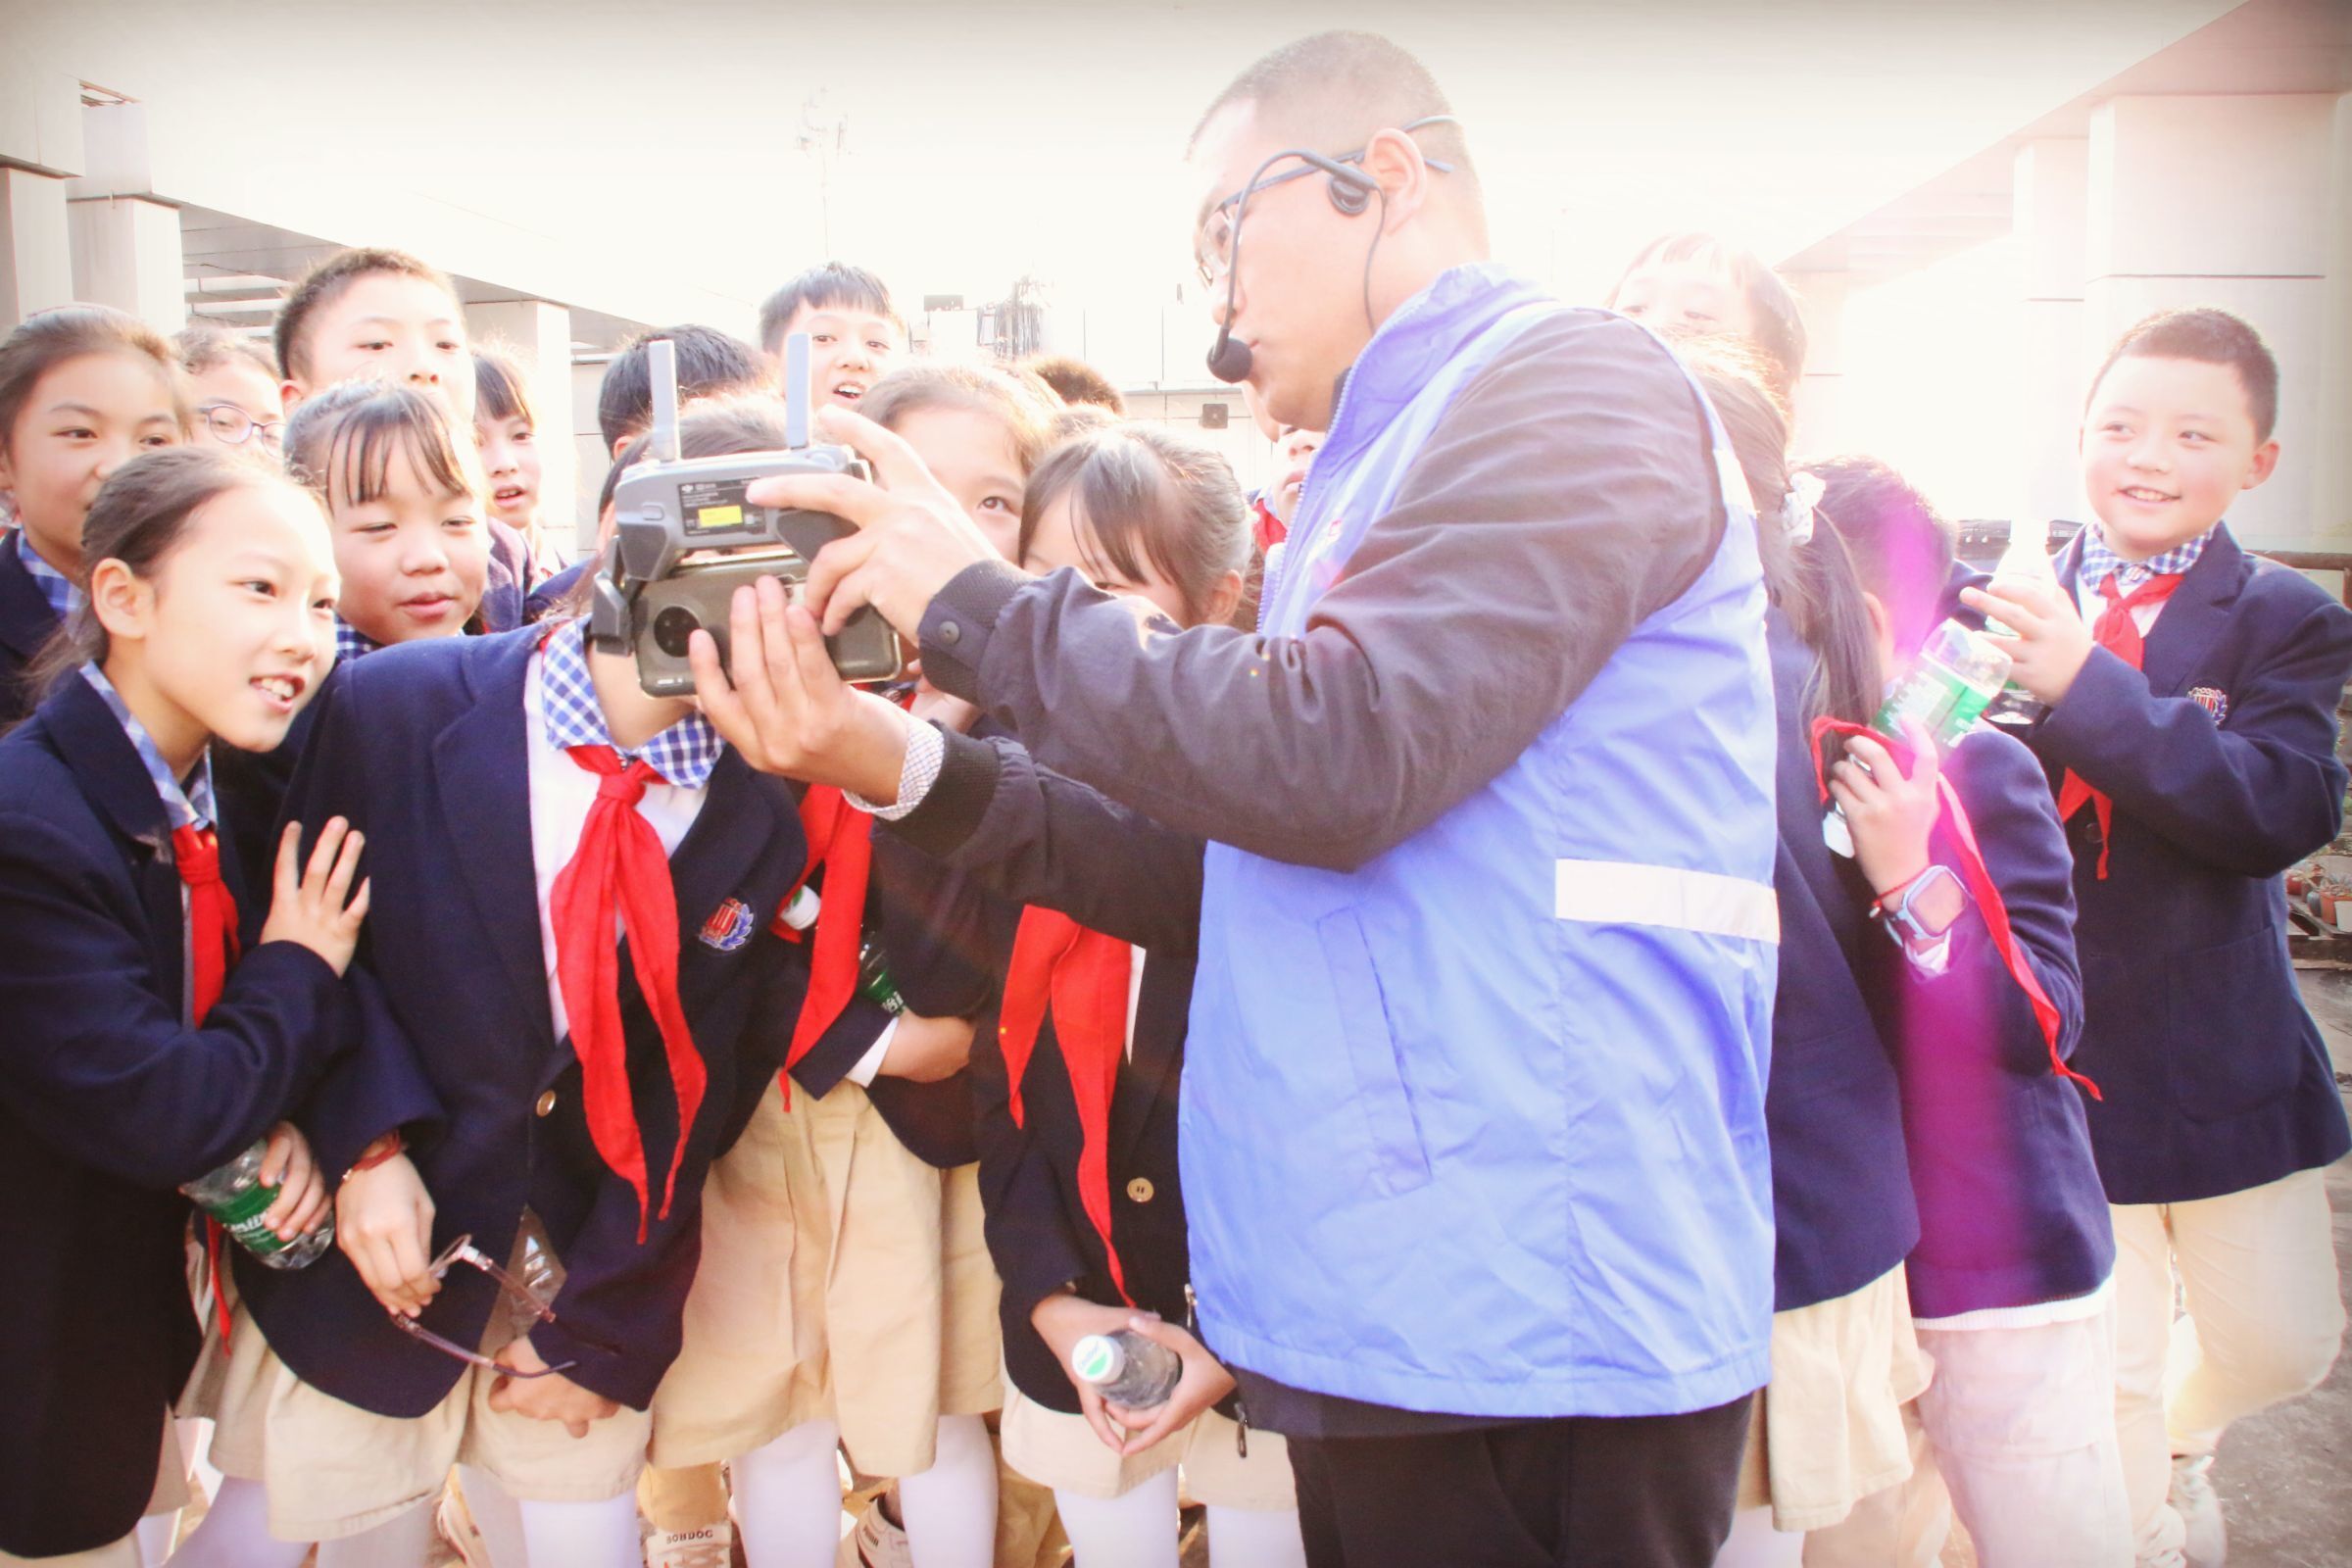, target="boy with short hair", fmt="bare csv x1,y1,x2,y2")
1965,307,2352,1568
592,324,769,457
755,263,903,410
273,247,474,420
